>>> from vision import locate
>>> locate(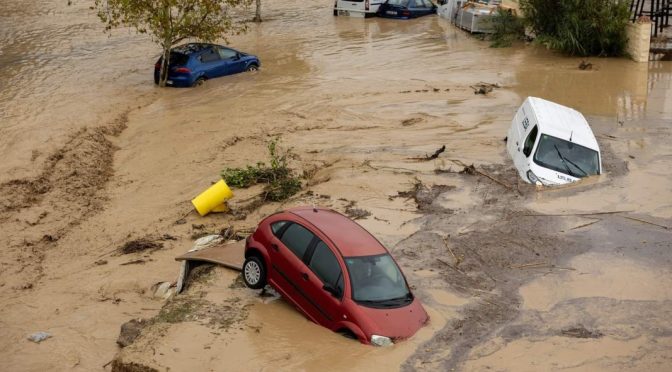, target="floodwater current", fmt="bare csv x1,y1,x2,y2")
1,0,671,371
